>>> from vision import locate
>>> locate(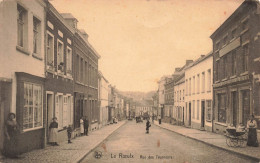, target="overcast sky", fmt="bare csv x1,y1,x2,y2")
51,0,243,92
